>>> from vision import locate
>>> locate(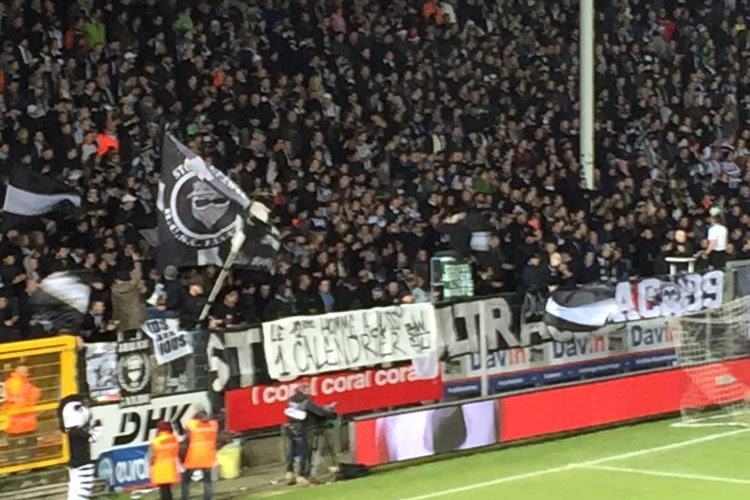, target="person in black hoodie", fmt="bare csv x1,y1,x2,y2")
519,253,549,295
295,274,323,315
180,279,206,329
209,287,245,329
634,227,661,277
162,265,185,313
579,251,600,284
